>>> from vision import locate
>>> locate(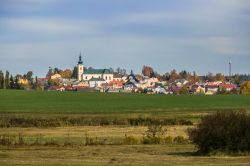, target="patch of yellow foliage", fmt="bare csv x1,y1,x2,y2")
241,81,250,94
